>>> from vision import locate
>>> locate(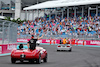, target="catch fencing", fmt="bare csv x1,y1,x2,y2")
0,20,18,44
